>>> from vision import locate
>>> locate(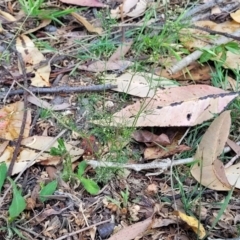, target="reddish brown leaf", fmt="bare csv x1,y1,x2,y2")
132,130,170,147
